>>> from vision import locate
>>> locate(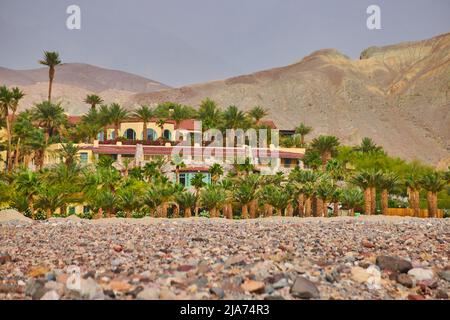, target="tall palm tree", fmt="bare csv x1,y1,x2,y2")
247,106,268,125
351,169,380,215
223,105,248,130
377,171,398,215
295,123,313,146
171,104,195,127
134,105,153,141
98,104,111,141
0,86,13,171
420,172,446,218
198,98,222,130
84,94,104,110
108,103,129,140
316,180,336,217
39,51,61,102
310,135,340,168
208,163,224,184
